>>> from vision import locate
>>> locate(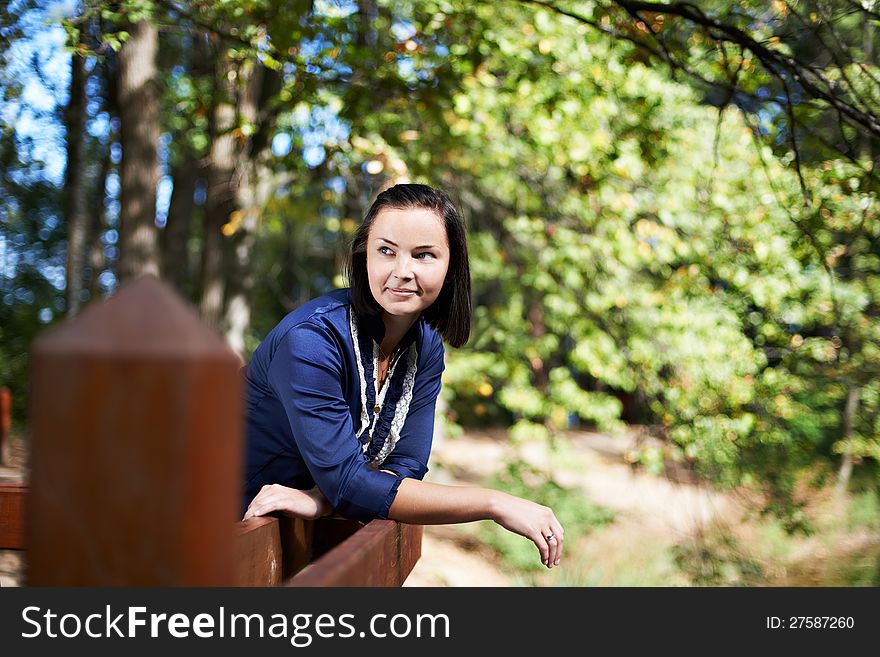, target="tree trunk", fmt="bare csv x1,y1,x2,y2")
86,50,116,299
64,47,89,315
357,0,379,48
223,59,266,357
528,302,549,390
224,227,255,360
202,51,281,336
161,157,201,297
116,20,160,282
162,30,211,301
863,21,874,164
835,384,860,502
834,22,873,505
87,135,112,299
199,57,238,327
